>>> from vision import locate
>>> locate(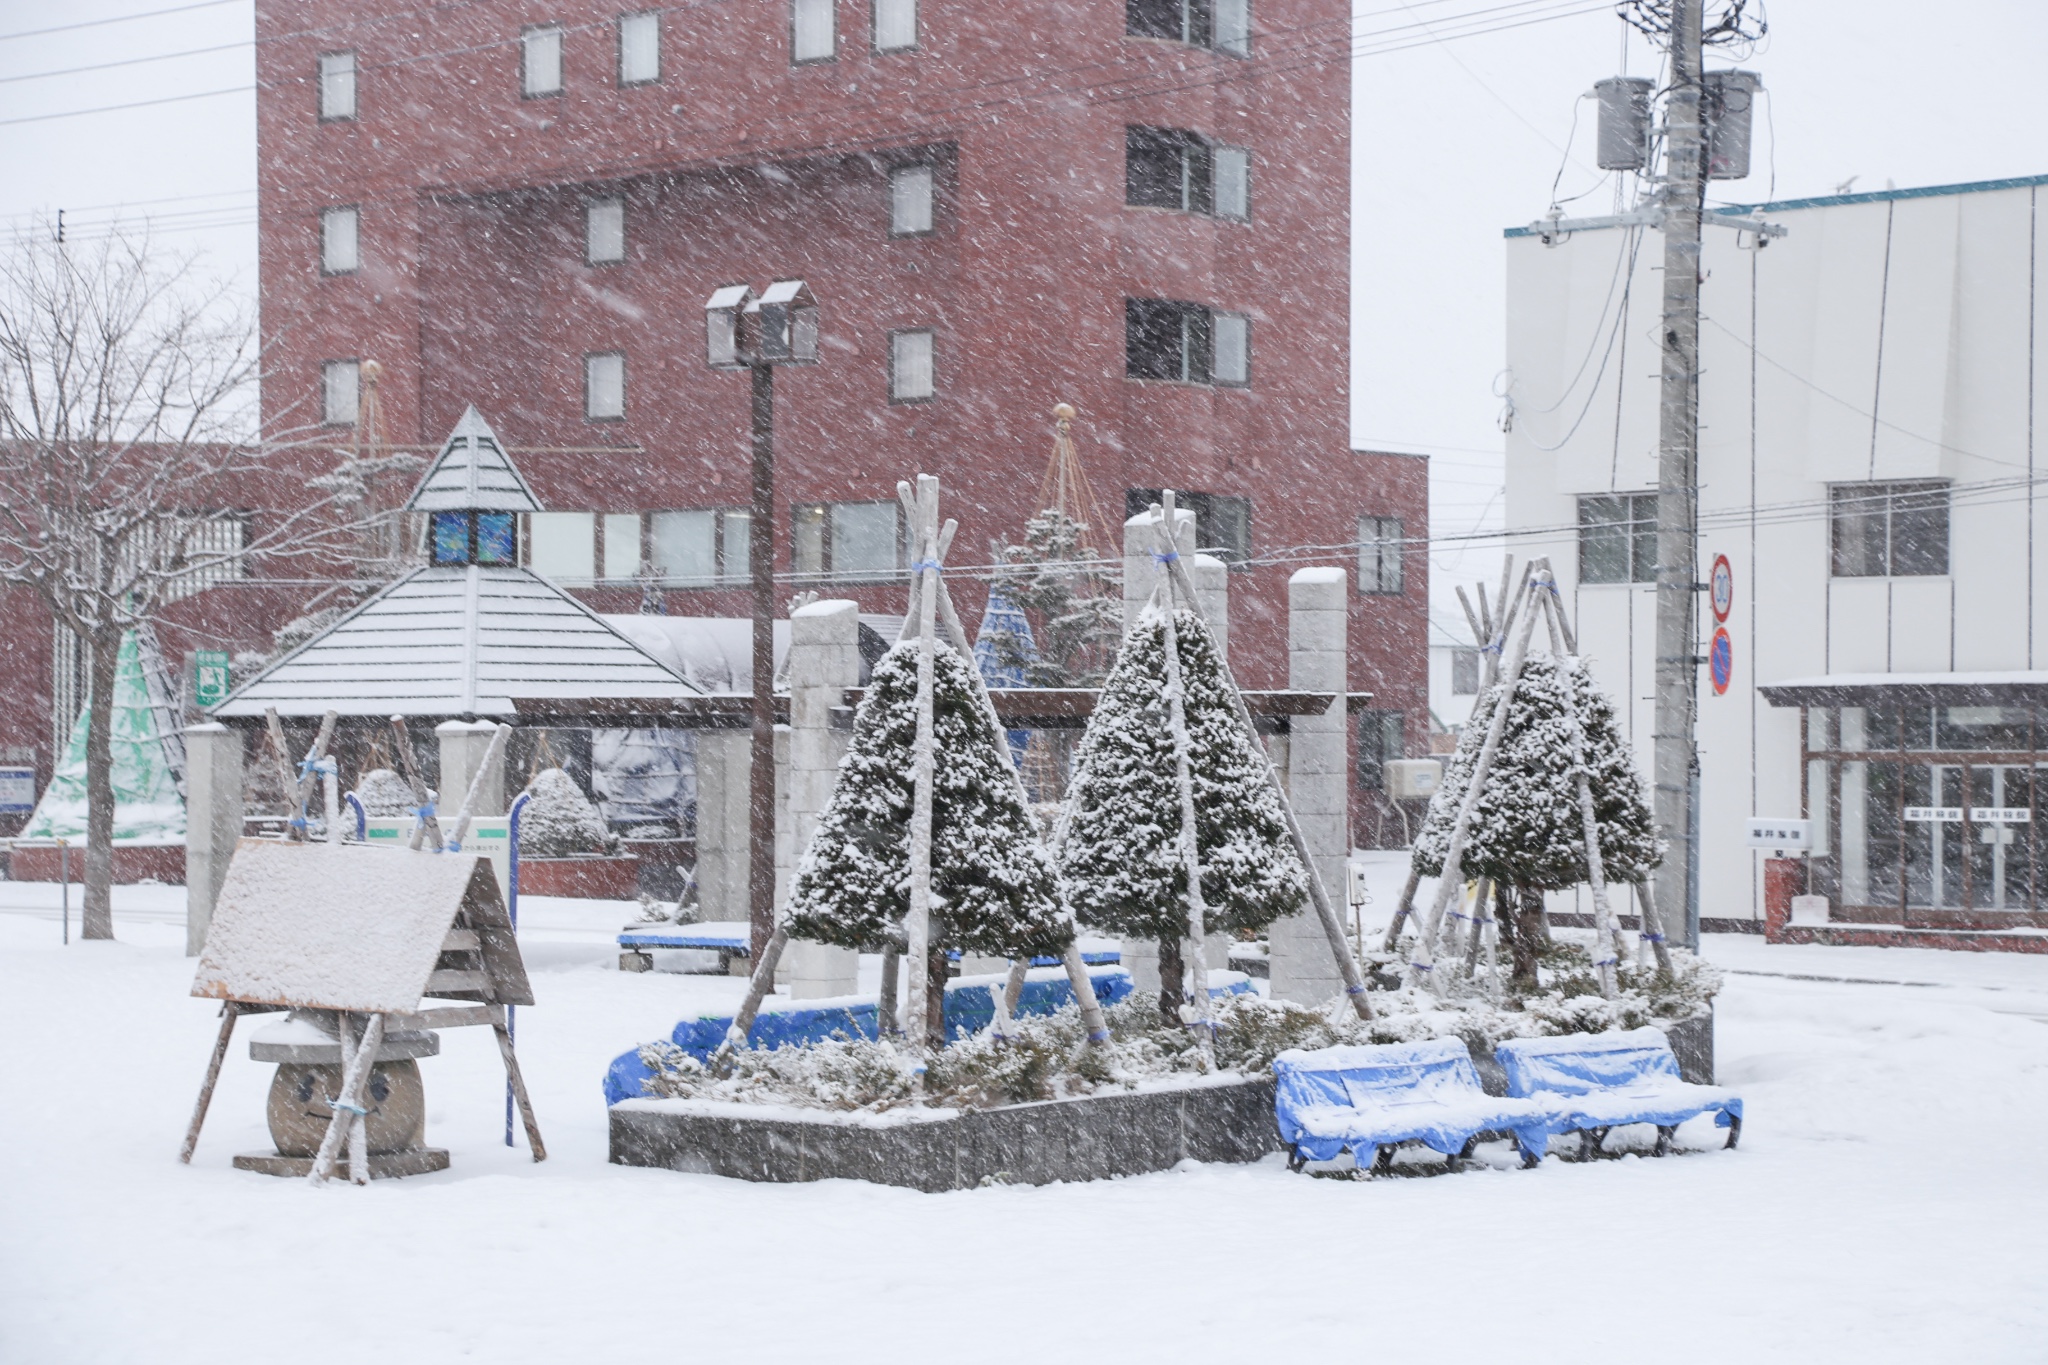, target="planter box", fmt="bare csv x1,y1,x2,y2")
516,854,639,900
6,843,184,885
610,1075,1280,1190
